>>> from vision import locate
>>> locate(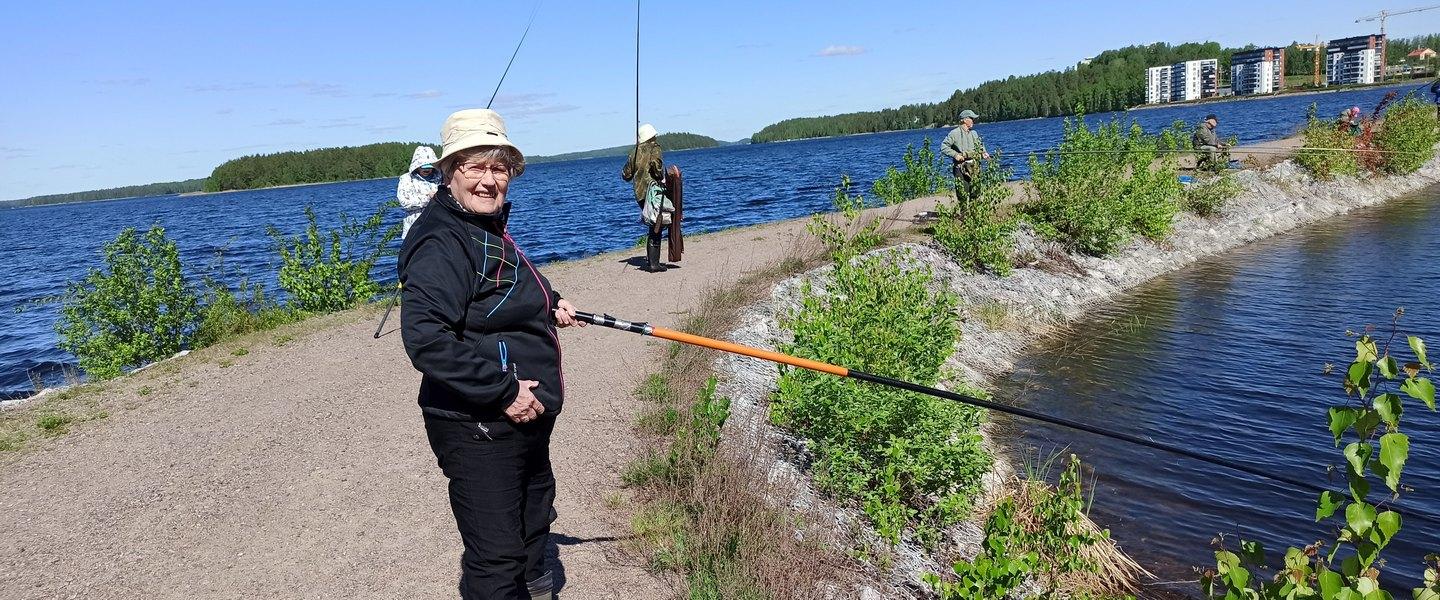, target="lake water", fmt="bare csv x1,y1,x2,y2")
992,188,1440,586
0,82,1426,399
